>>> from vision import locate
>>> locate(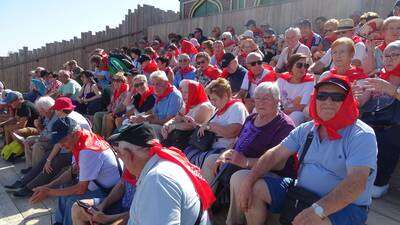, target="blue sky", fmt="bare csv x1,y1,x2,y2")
0,0,180,56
